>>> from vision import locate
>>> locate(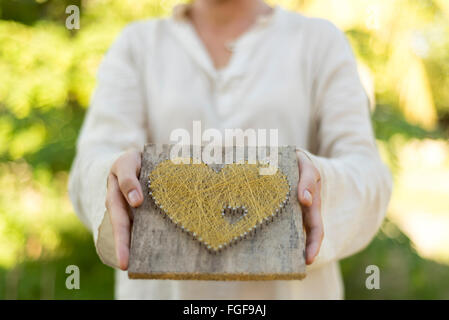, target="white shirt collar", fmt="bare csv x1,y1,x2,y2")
171,3,279,27
168,4,282,79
